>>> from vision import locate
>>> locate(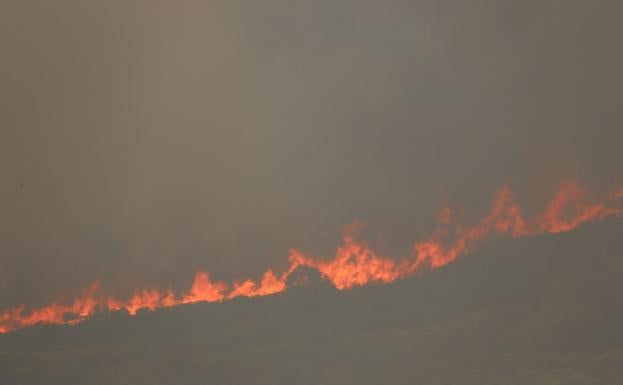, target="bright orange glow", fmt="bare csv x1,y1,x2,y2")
1,181,621,334
182,272,227,304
